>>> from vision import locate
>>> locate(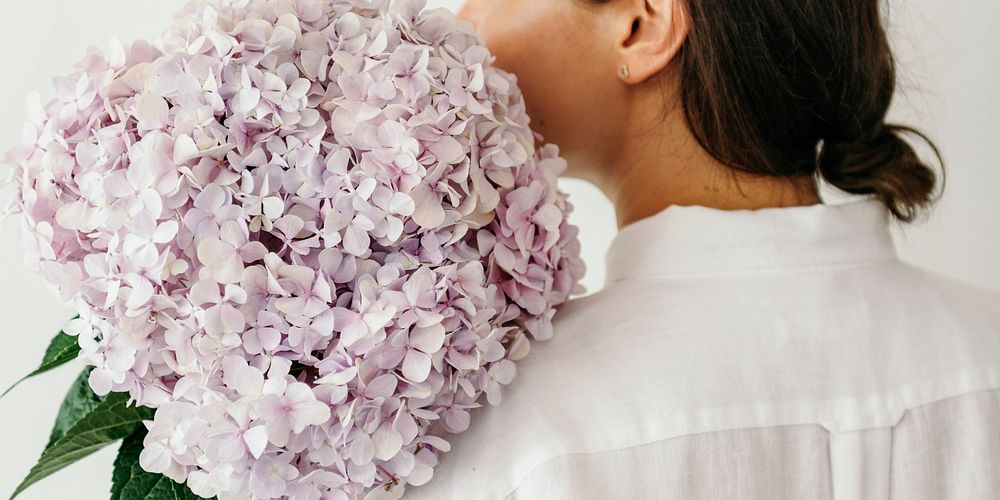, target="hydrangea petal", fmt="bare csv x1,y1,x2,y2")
4,1,587,497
